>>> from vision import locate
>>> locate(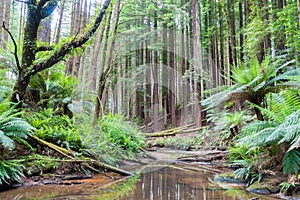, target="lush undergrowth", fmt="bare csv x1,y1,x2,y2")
203,56,300,194
0,105,144,186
